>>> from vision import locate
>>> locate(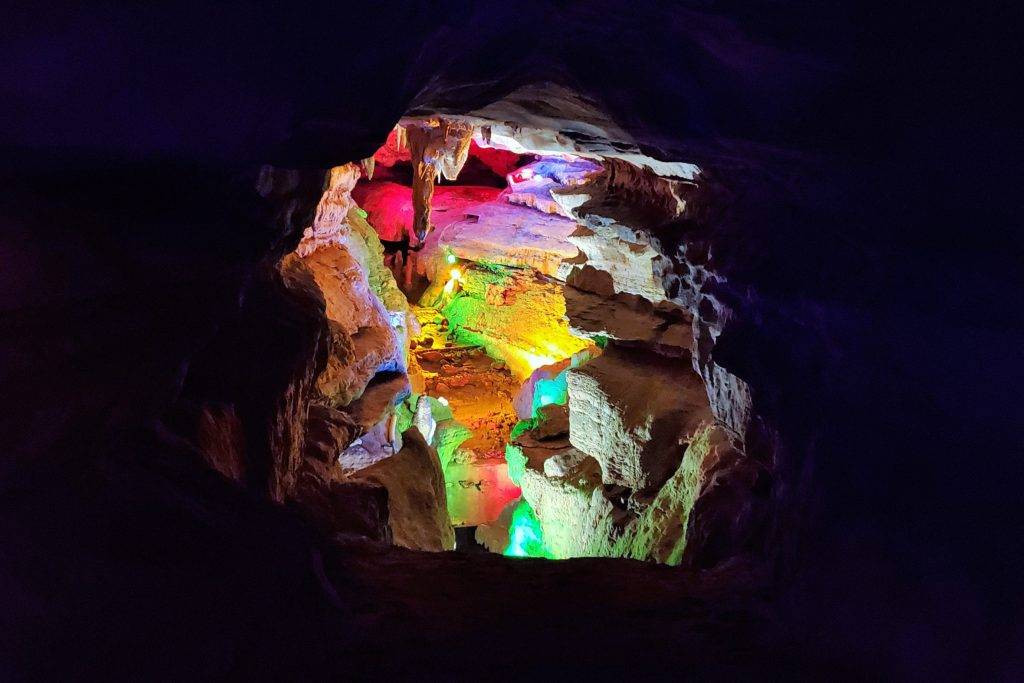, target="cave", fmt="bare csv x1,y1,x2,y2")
291,112,747,563
3,3,1020,679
